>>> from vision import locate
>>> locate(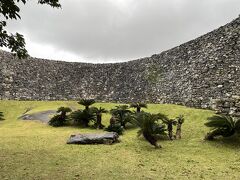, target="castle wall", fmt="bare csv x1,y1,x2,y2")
0,17,239,108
